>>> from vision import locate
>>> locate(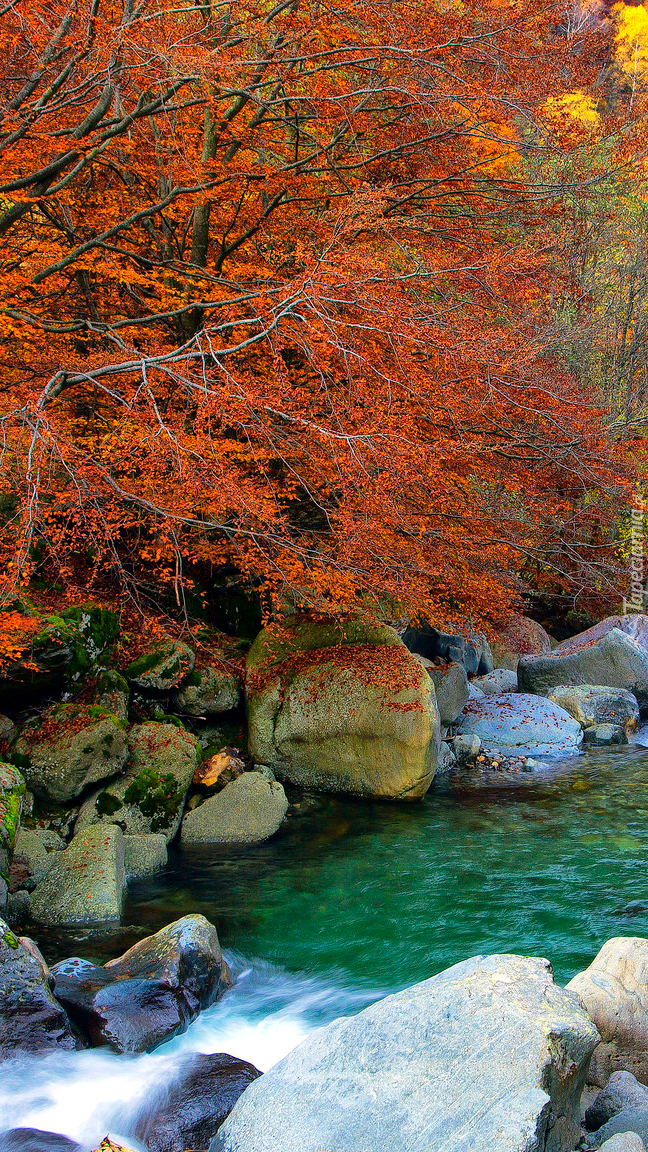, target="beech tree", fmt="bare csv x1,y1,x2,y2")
0,0,631,627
